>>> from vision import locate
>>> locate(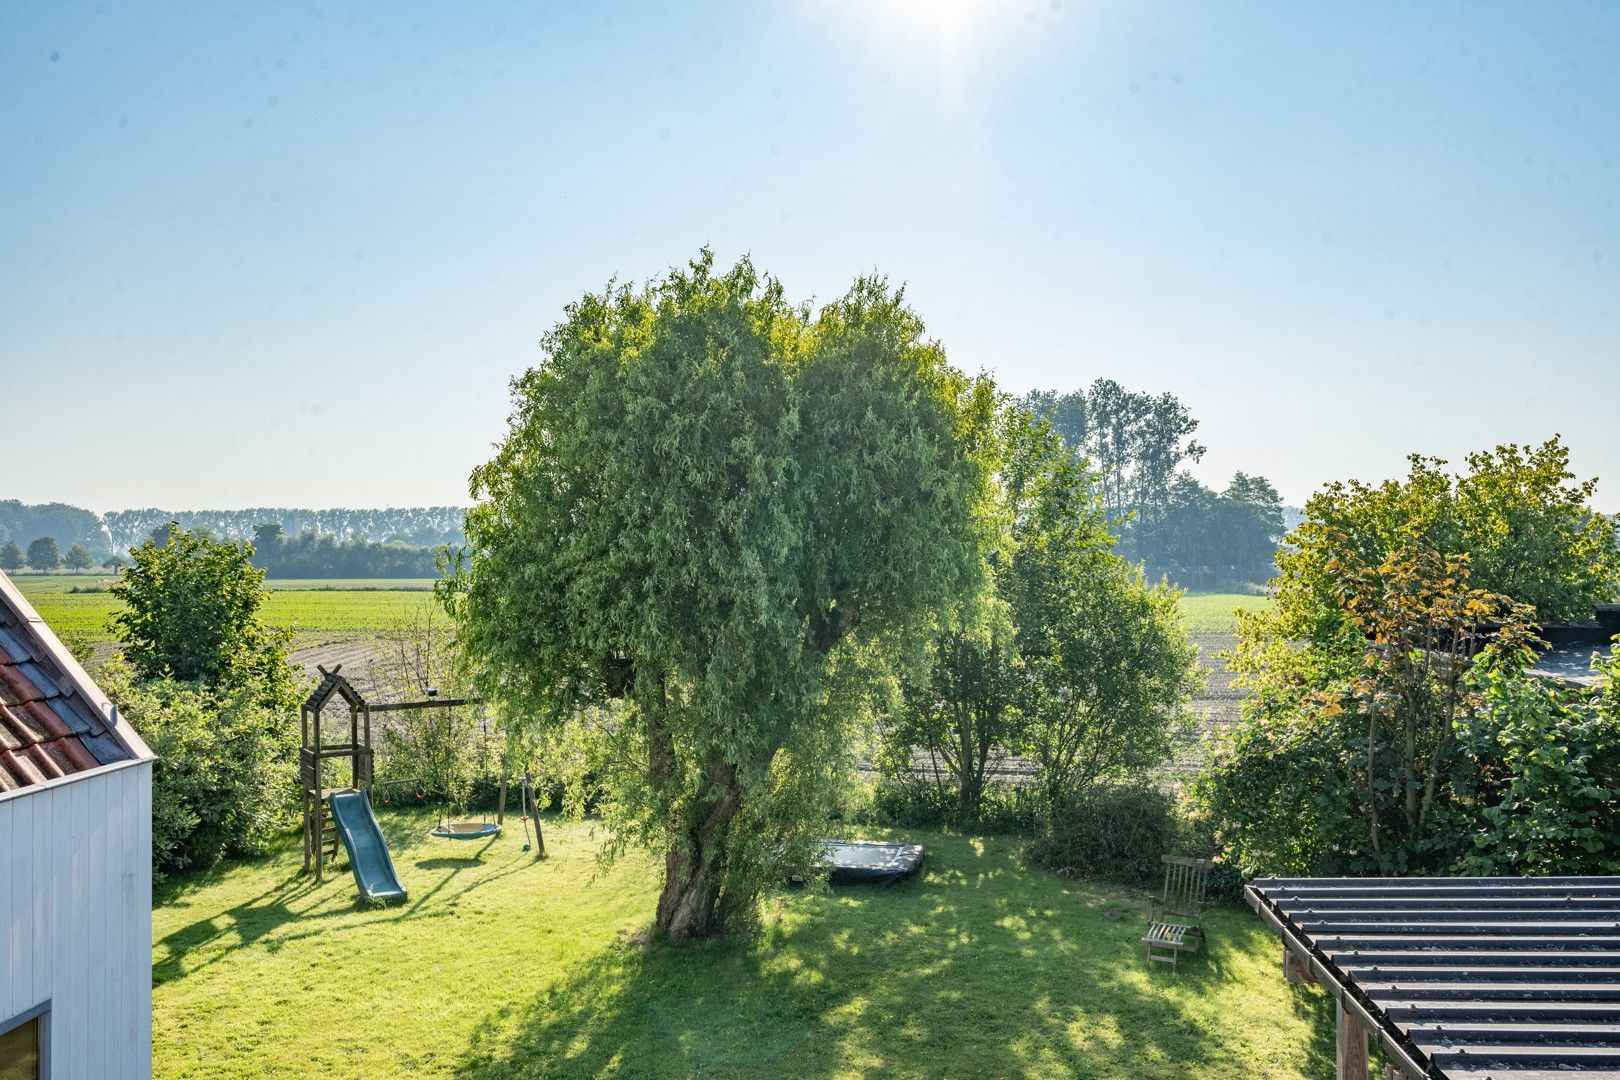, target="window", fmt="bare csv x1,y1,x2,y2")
0,1009,43,1080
